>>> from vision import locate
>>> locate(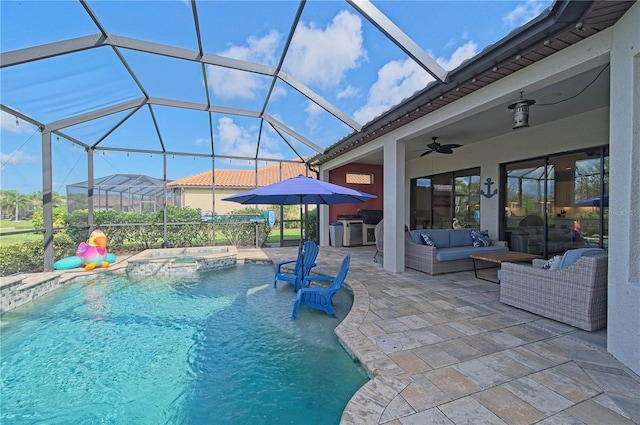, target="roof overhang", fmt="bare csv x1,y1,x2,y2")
308,0,635,166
